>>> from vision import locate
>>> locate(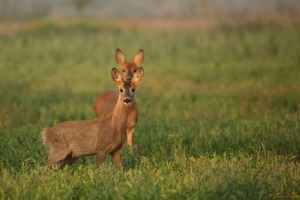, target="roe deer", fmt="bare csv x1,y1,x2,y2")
94,49,144,149
42,67,144,169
